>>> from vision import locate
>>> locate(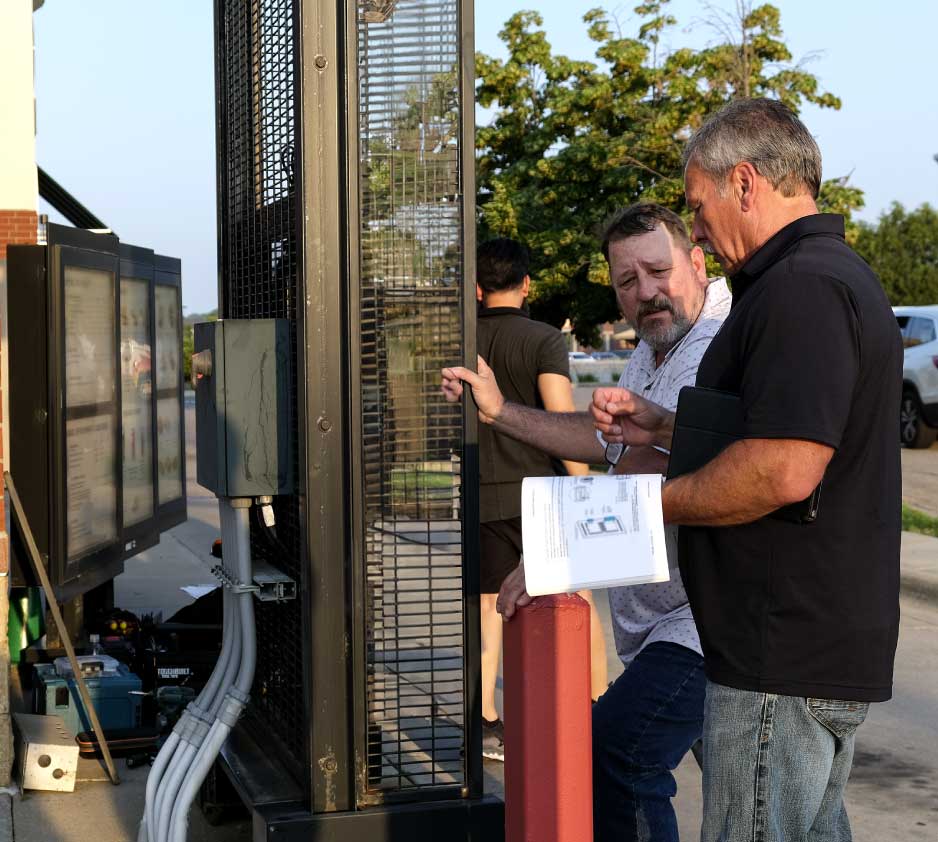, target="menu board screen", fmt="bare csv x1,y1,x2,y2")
157,396,183,504
66,414,118,560
121,278,154,527
155,281,183,506
155,285,181,392
63,261,119,562
64,266,116,408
